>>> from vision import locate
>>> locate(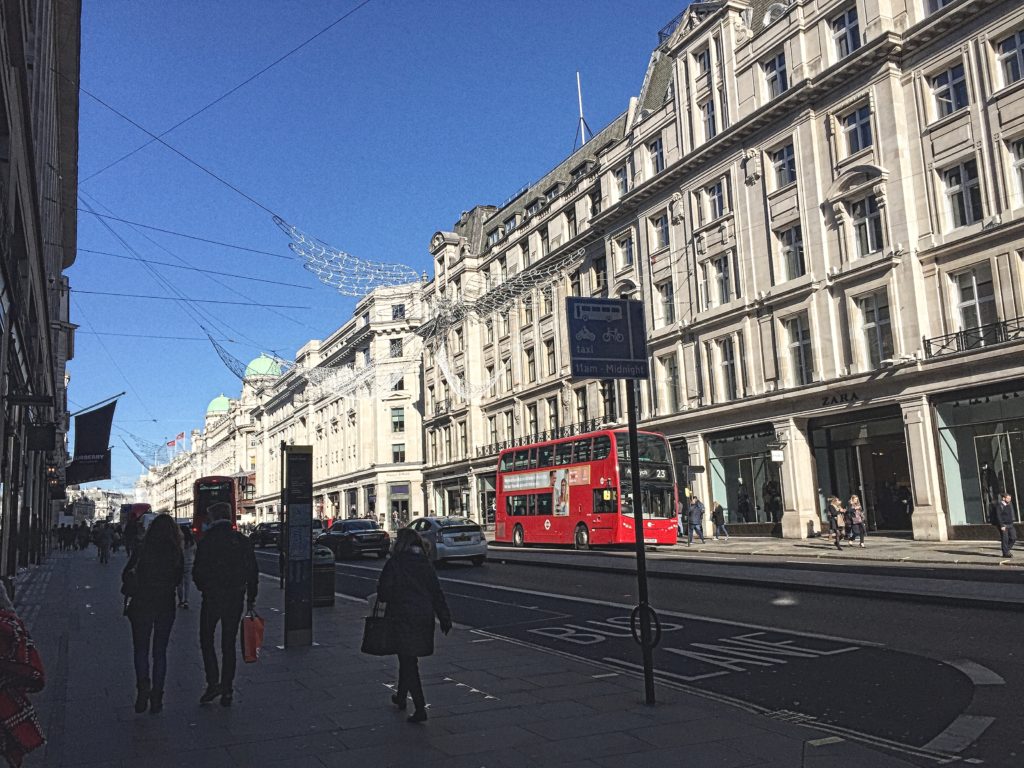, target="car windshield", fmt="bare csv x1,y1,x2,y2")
438,517,477,528
337,520,378,532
